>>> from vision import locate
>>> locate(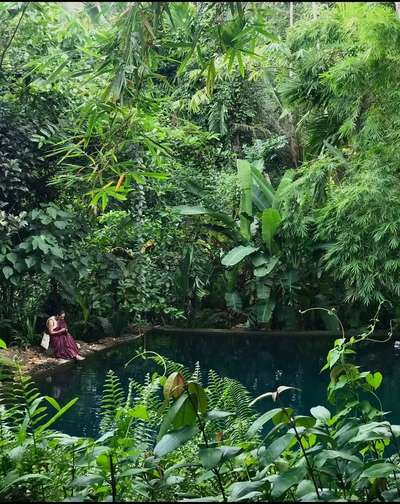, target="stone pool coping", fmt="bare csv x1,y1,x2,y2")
2,333,144,377
151,326,393,338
